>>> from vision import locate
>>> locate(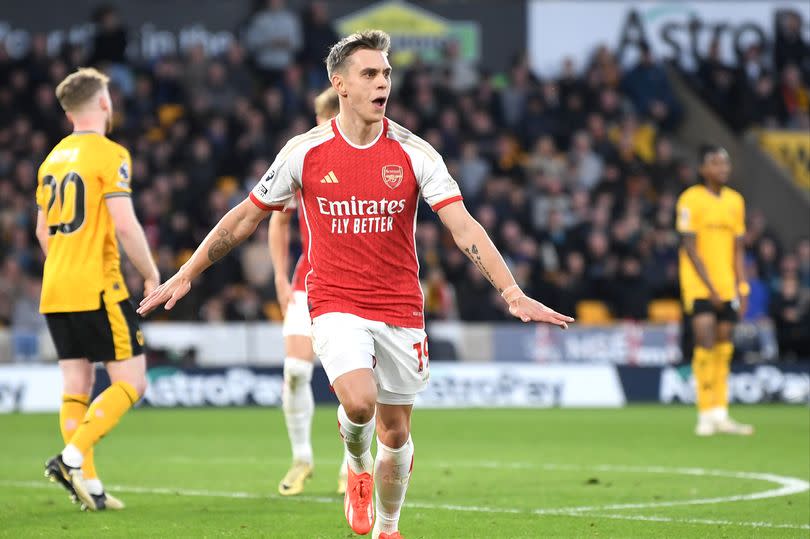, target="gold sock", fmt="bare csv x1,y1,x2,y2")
692,347,716,413
60,394,97,479
713,342,734,410
69,382,139,455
